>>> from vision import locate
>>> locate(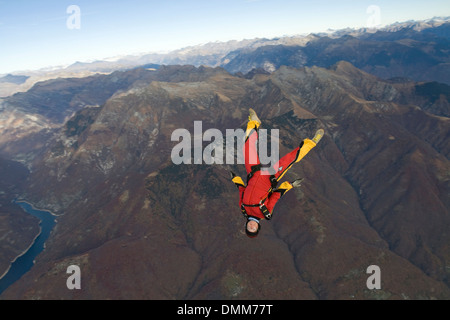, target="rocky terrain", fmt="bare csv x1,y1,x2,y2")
0,18,449,300
0,59,448,299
